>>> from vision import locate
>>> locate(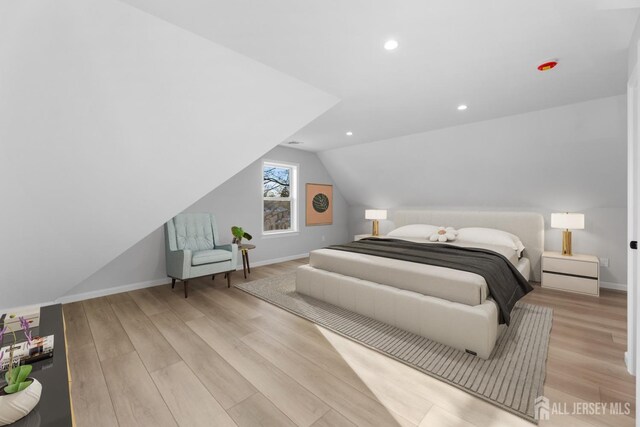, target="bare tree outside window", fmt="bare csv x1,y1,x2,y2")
263,162,297,233
263,167,290,198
